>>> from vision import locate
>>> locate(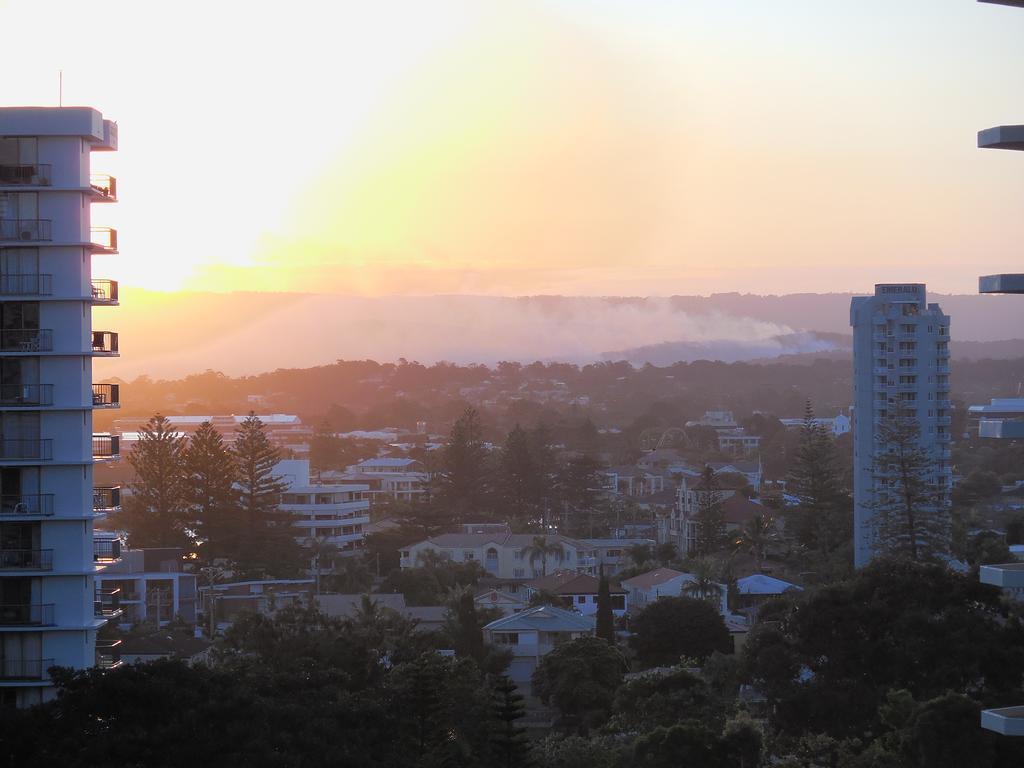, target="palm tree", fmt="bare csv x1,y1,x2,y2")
681,557,722,606
306,536,338,595
734,513,777,572
523,536,564,577
627,543,653,569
